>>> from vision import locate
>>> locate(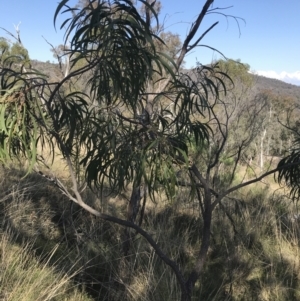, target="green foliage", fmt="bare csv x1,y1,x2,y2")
0,0,231,201
0,70,42,171
10,42,30,63
217,58,252,86
0,37,10,61
0,37,30,66
278,139,300,199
